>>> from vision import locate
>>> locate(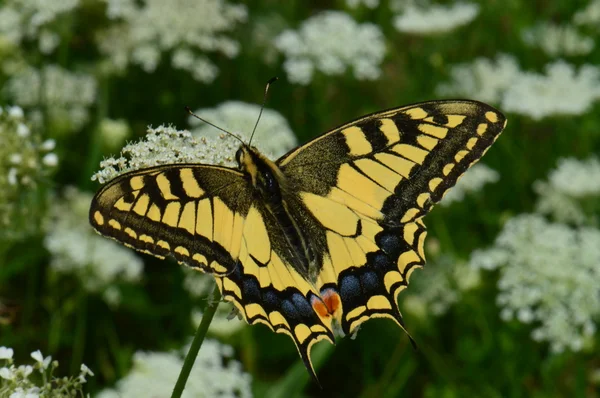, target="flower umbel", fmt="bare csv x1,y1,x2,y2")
0,106,57,240
470,214,600,353
0,347,92,397
96,340,252,398
44,187,143,302
274,11,386,85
